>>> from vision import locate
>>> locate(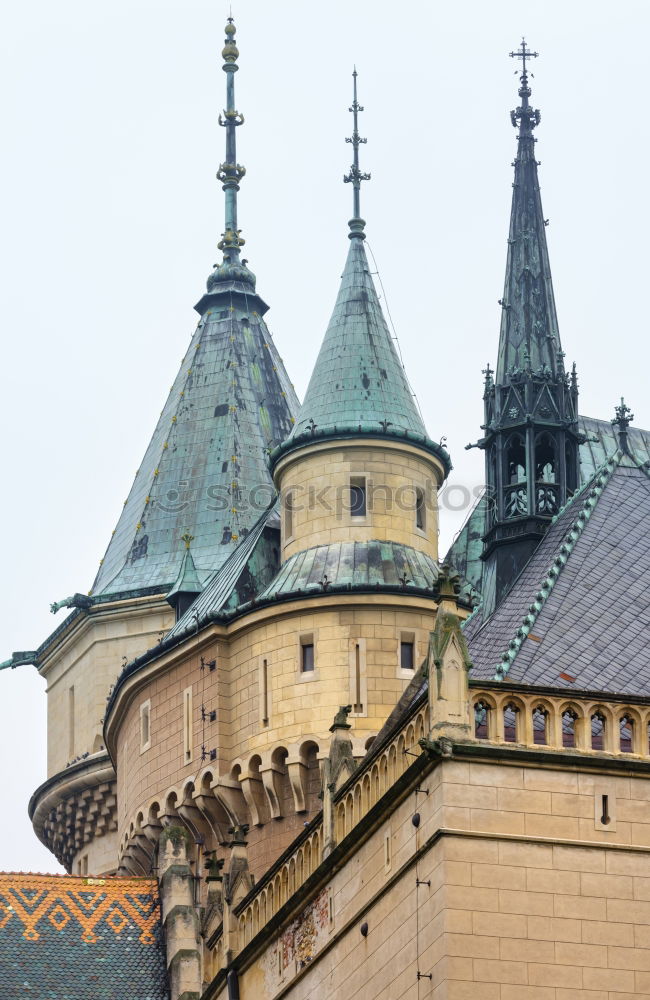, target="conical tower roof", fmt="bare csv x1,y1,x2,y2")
271,71,449,477
496,41,562,382
290,235,427,439
91,20,298,598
